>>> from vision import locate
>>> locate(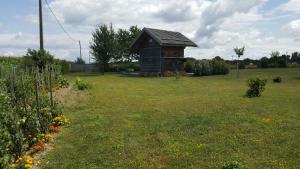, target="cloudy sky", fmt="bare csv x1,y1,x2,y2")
0,0,300,62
